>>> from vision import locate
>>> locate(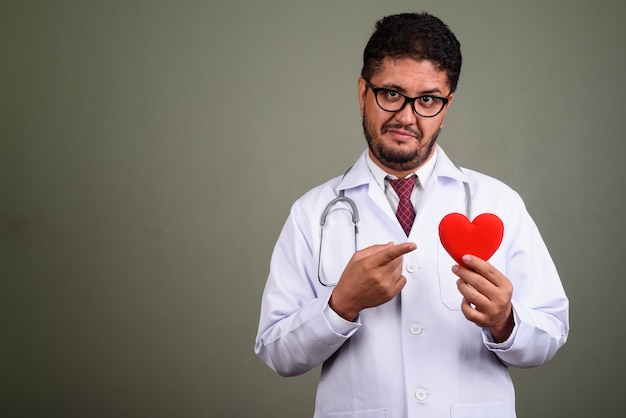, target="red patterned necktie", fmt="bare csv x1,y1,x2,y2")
388,176,417,236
